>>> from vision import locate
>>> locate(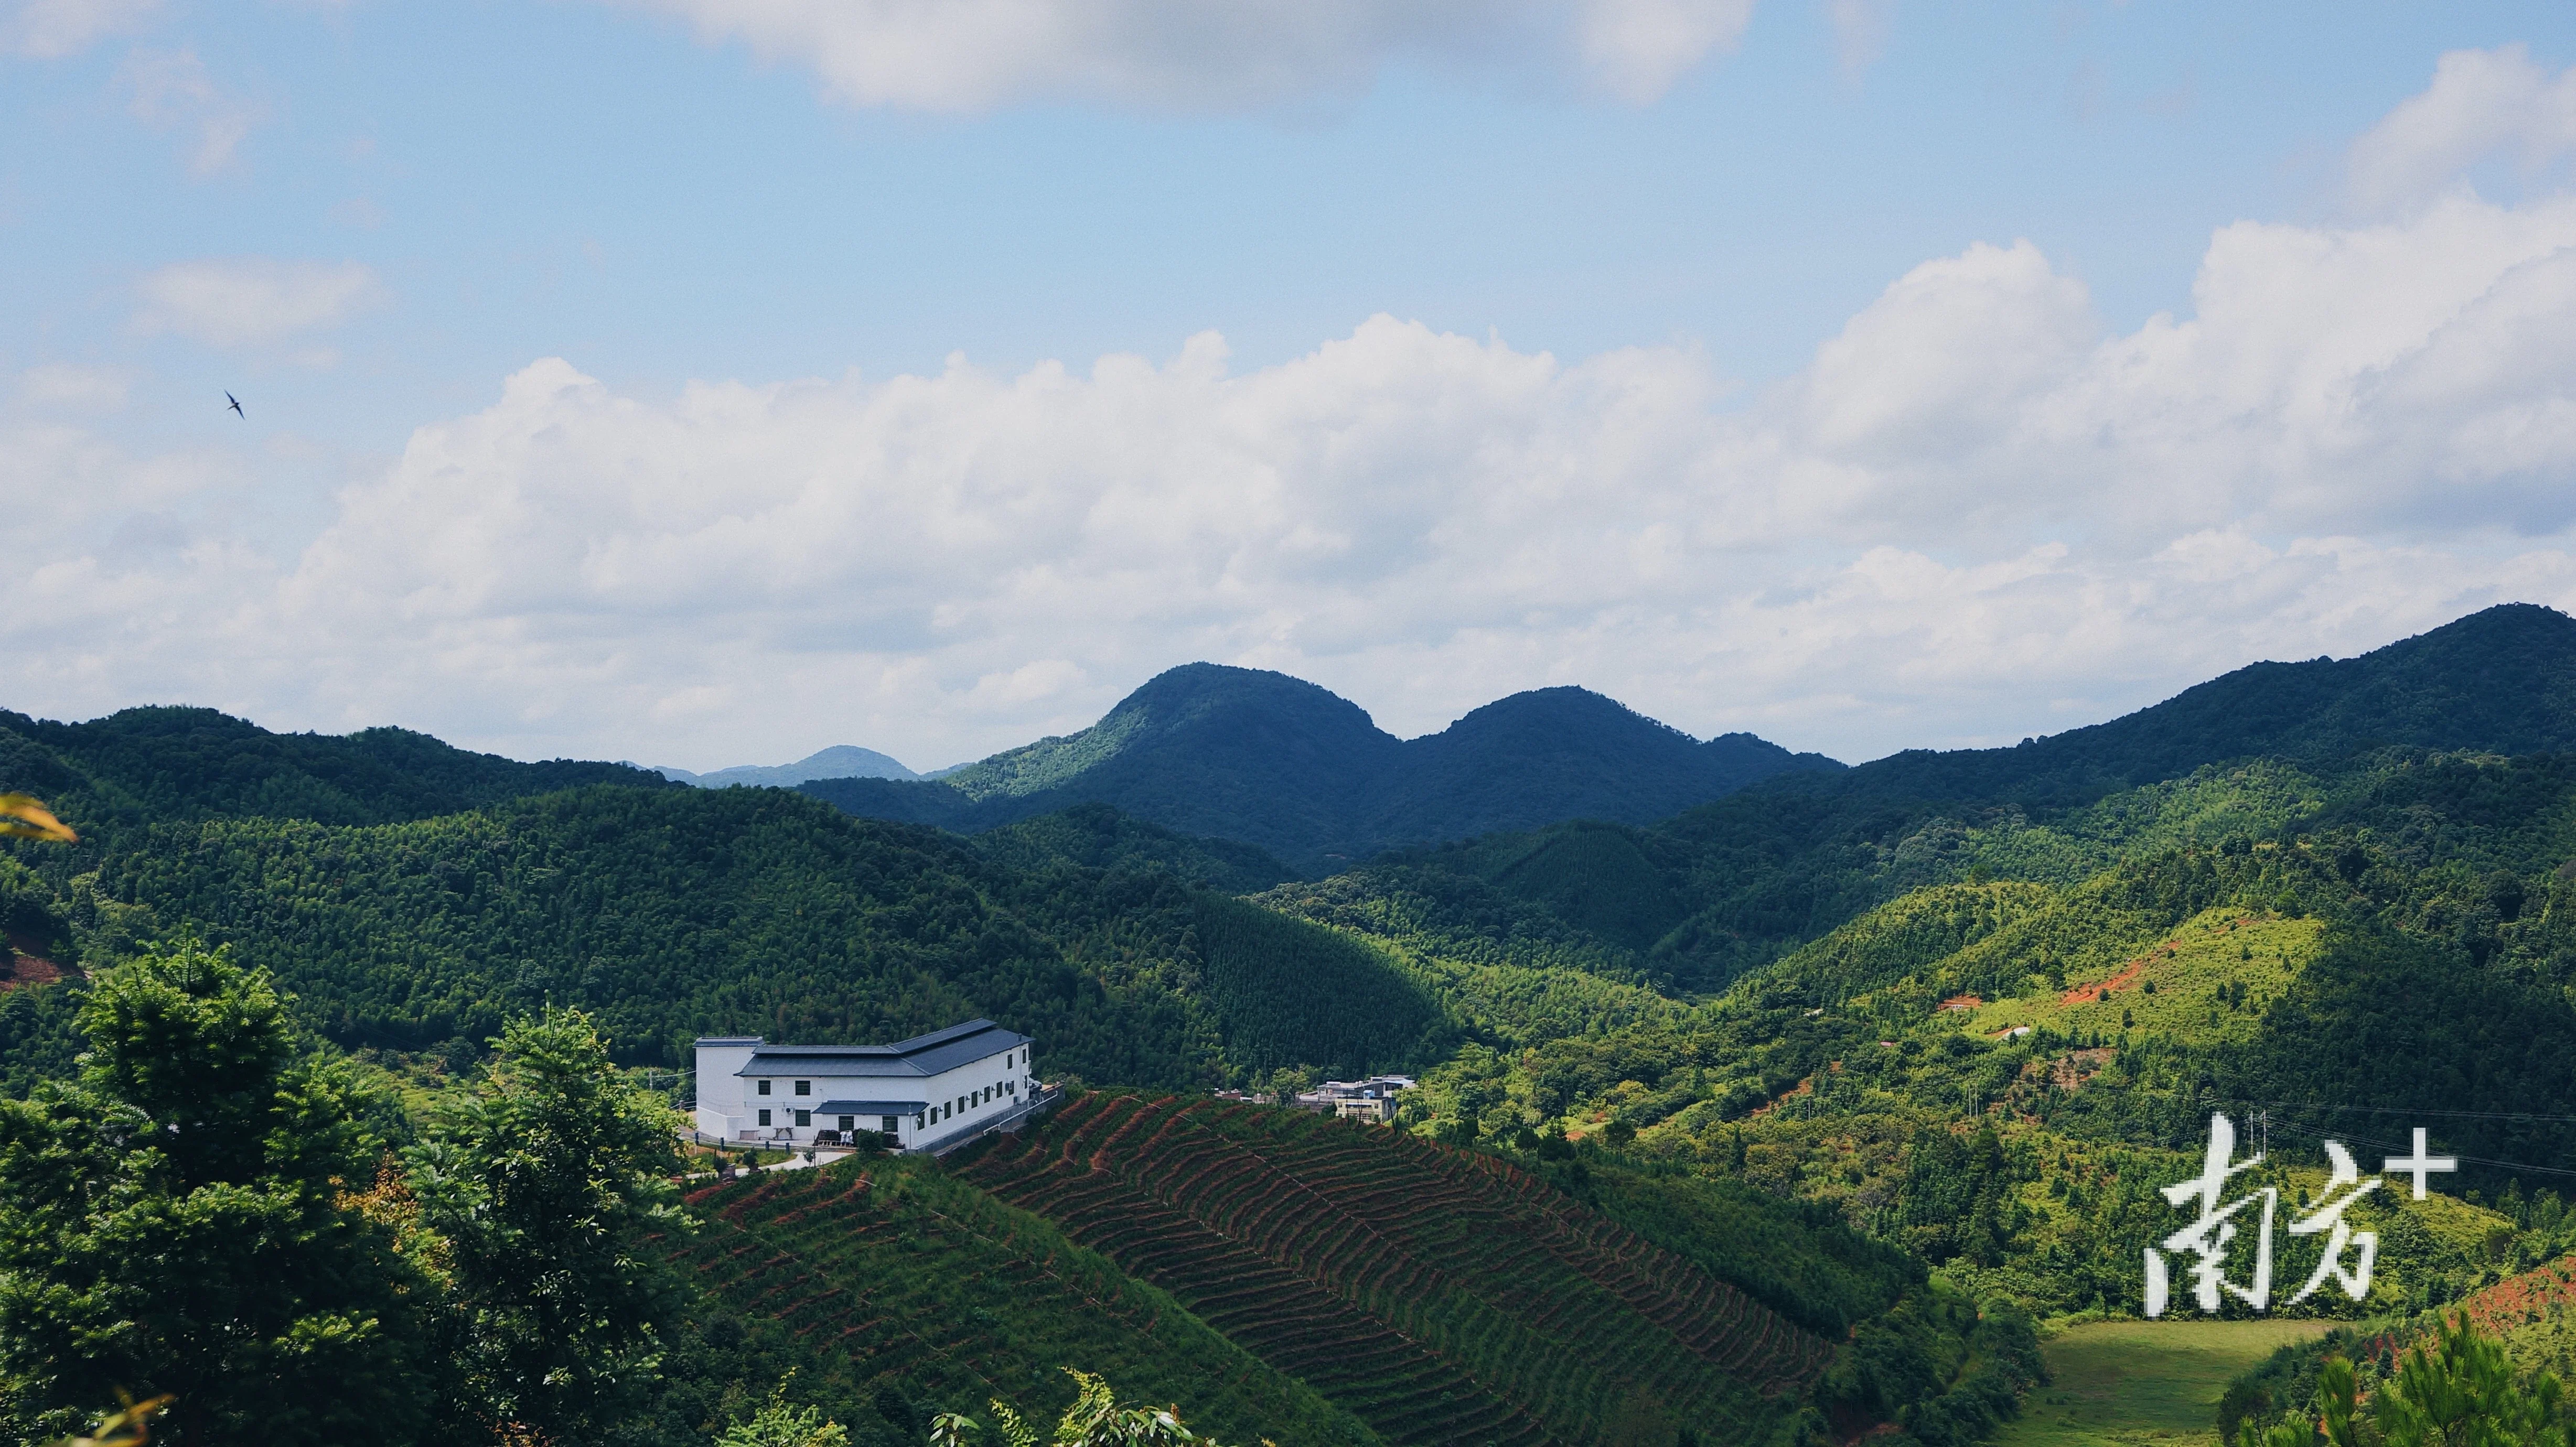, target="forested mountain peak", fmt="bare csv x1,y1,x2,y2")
803,666,1840,868
938,663,1400,804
